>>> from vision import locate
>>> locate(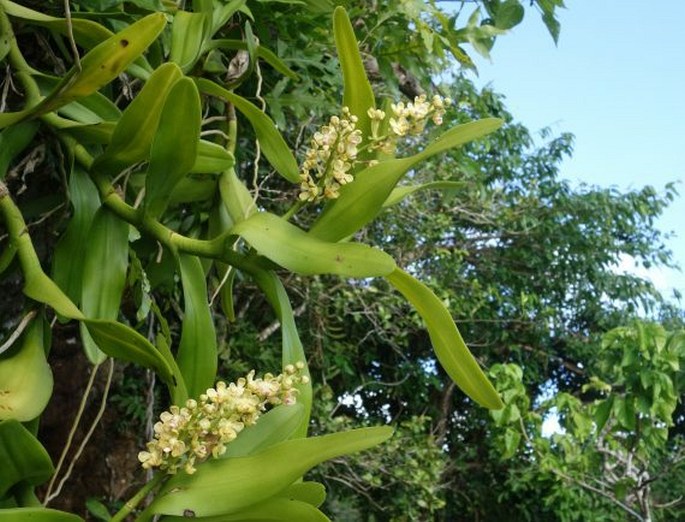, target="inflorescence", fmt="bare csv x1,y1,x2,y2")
298,95,451,202
299,107,362,202
138,363,309,475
